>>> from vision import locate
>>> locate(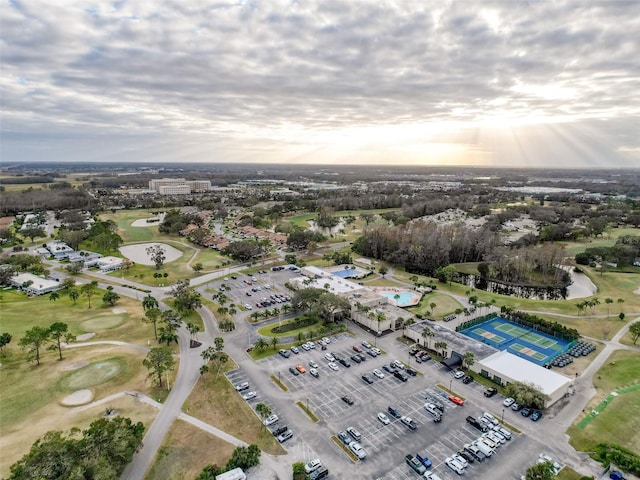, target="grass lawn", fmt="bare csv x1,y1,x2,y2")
144,419,236,480
256,317,321,338
409,292,464,319
559,227,640,257
102,209,166,244
0,346,159,478
164,300,205,332
361,277,401,287
567,350,640,454
191,248,231,271
182,360,286,455
555,467,583,480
